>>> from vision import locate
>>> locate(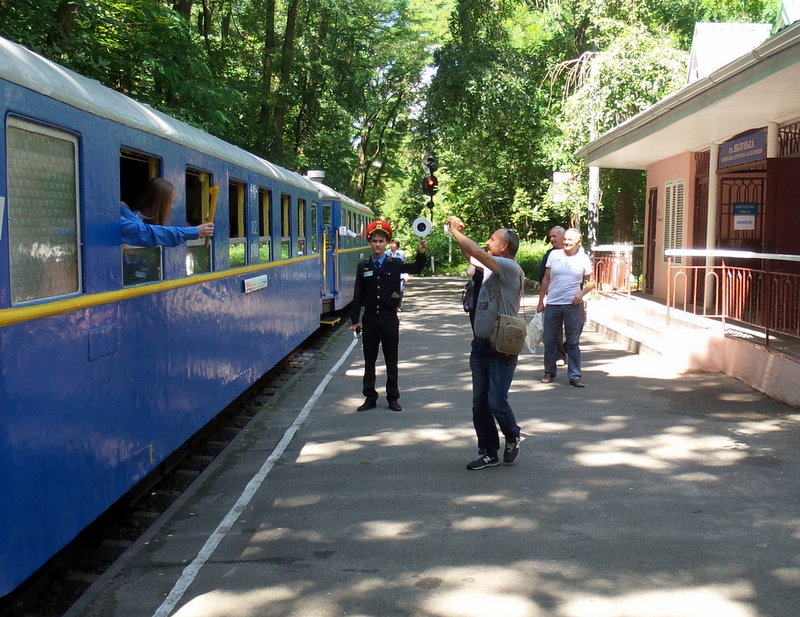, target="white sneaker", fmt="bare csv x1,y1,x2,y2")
556,358,566,367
